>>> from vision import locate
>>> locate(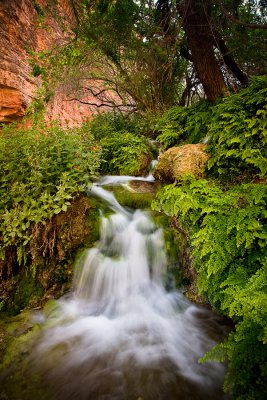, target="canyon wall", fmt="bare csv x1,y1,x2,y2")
0,0,105,126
